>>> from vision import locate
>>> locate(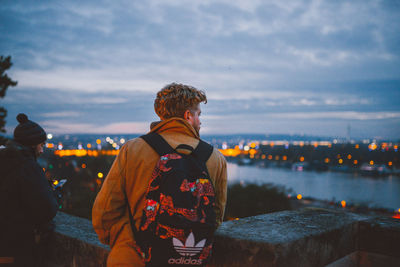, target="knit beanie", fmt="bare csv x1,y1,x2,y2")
13,113,47,146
